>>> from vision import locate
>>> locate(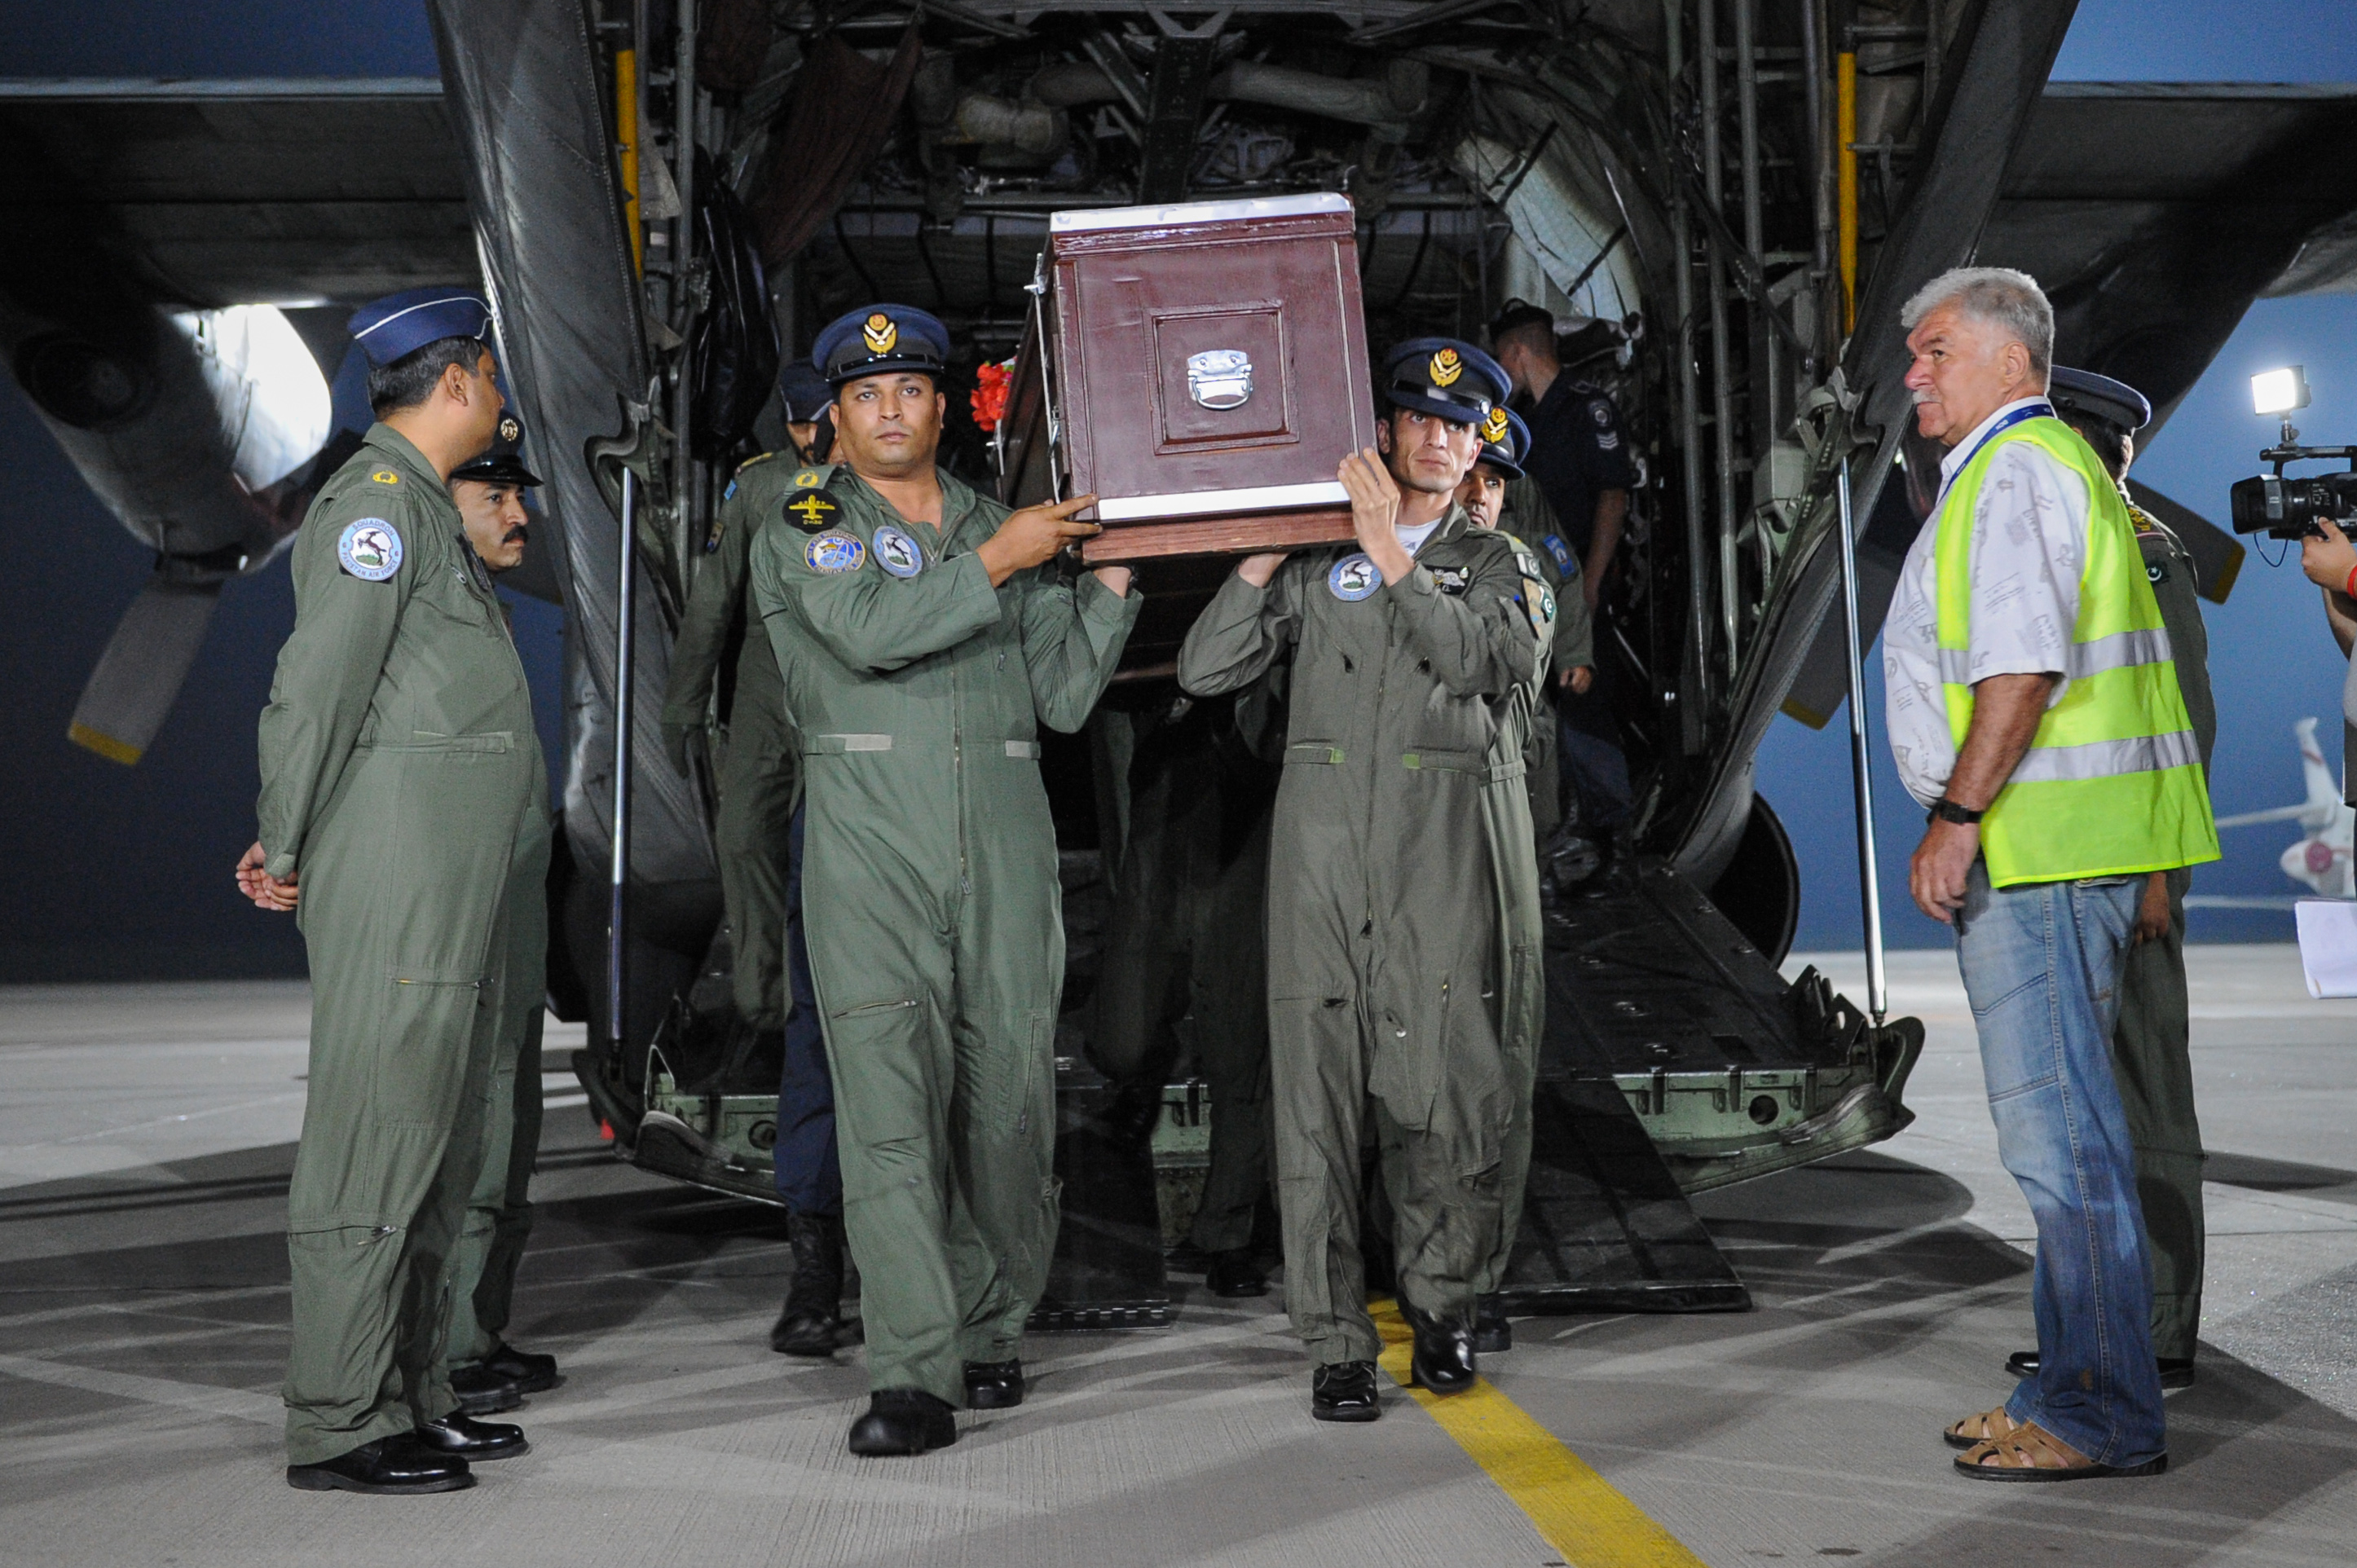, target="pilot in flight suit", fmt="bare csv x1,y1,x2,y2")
1179,338,1542,1423
751,306,1139,1456
243,289,537,1493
